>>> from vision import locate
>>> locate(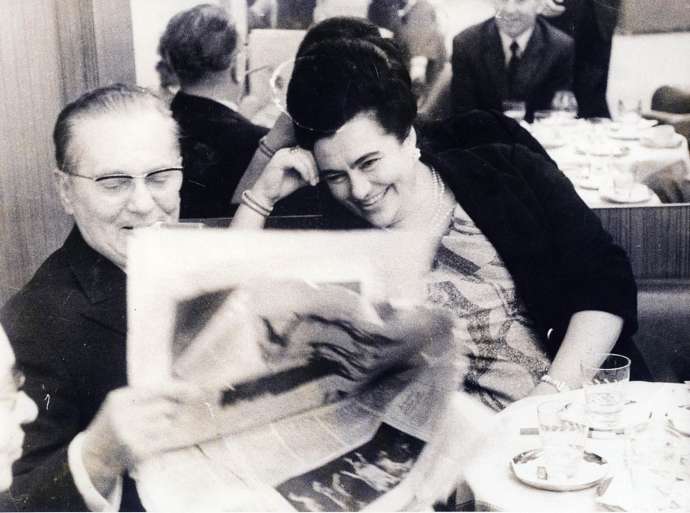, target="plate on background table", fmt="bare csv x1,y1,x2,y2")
510,449,609,491
575,142,630,157
666,403,690,436
574,175,602,190
599,184,653,204
639,133,684,149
